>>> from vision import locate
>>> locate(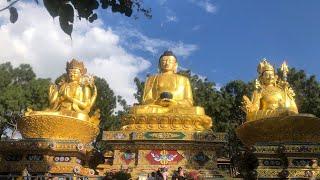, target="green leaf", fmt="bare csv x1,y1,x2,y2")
43,0,60,18
9,7,18,23
58,3,74,36
88,13,97,23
